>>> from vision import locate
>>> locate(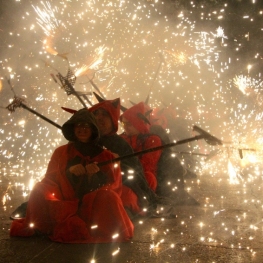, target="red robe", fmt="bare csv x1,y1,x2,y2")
10,144,134,243
121,134,162,192
89,100,152,215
